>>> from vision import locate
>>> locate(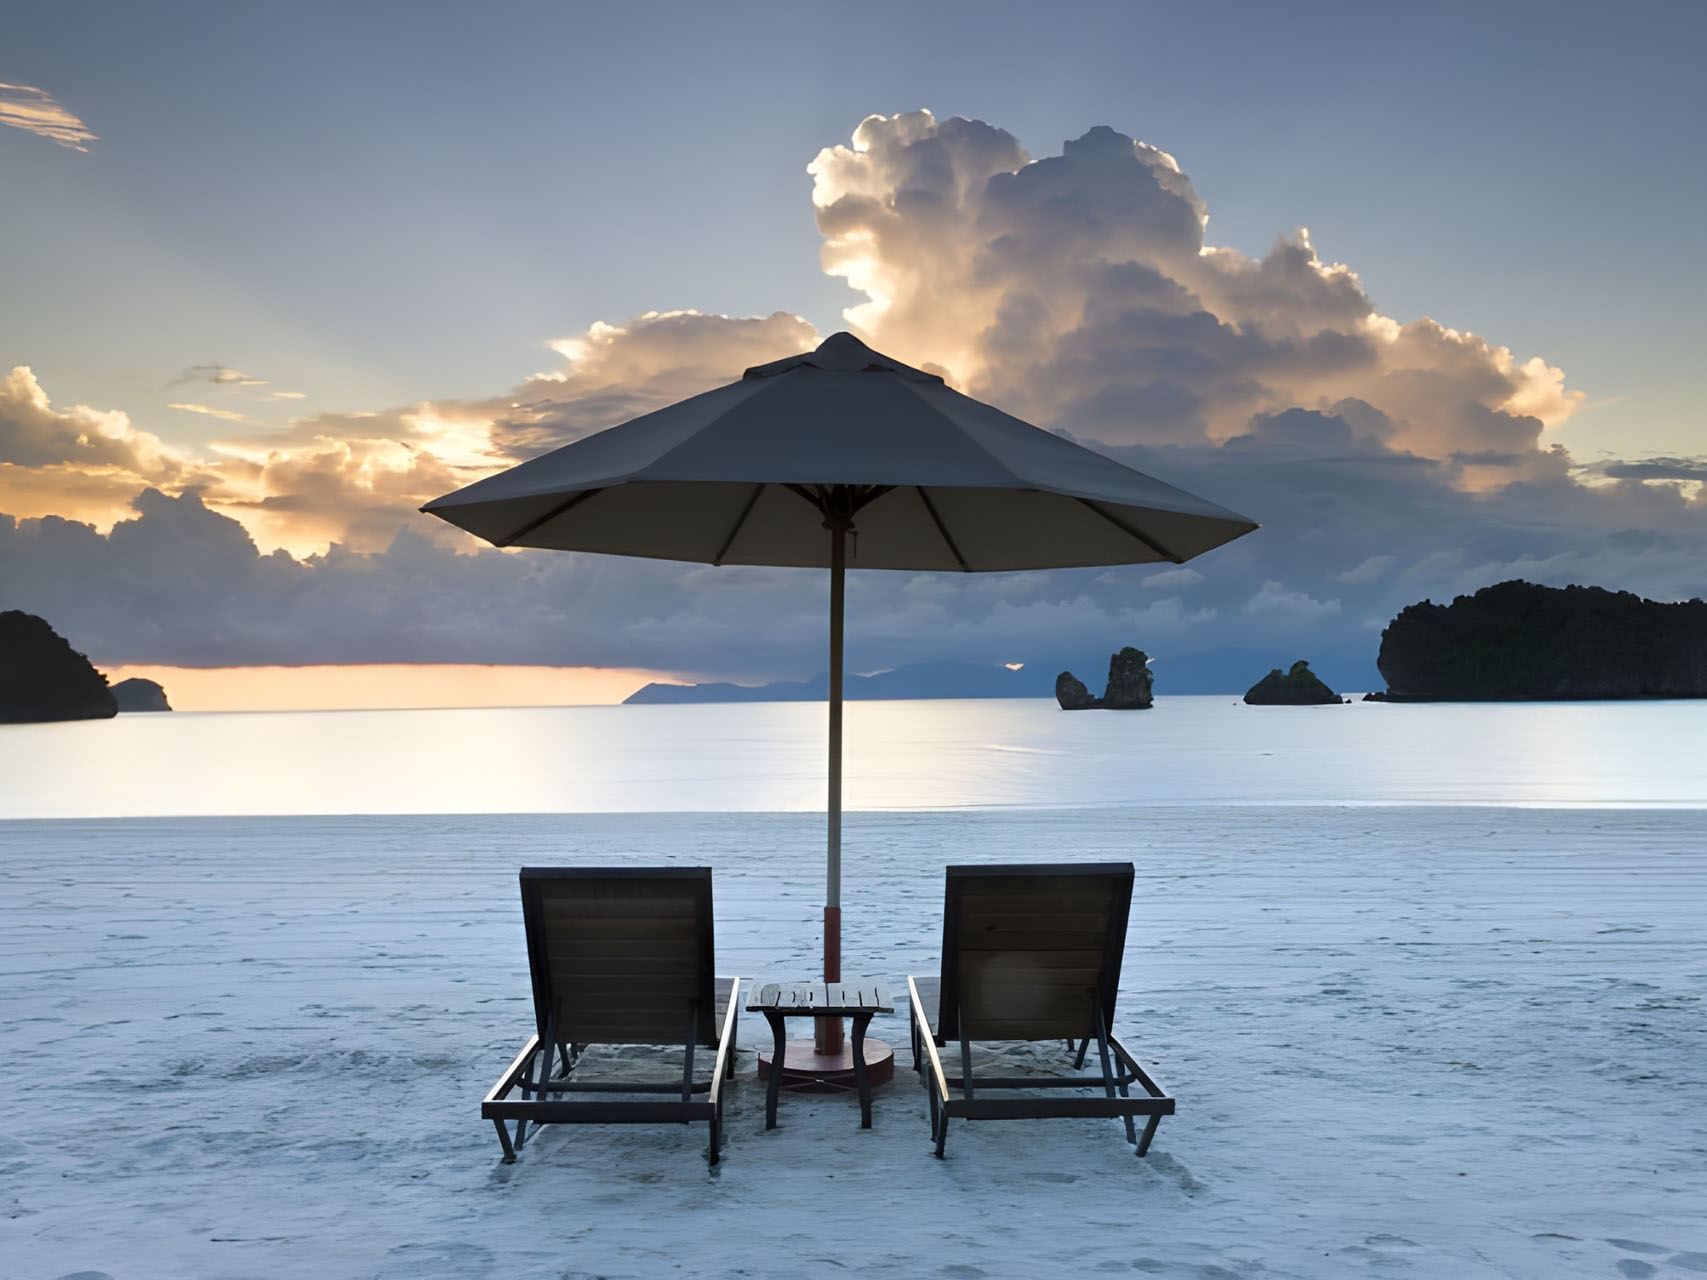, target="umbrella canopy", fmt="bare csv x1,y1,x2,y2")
424,331,1257,1057
423,332,1256,569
